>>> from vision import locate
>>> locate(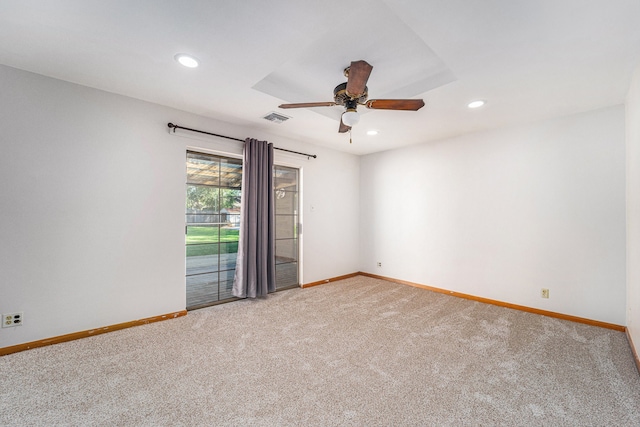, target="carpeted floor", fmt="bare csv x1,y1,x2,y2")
1,276,639,426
